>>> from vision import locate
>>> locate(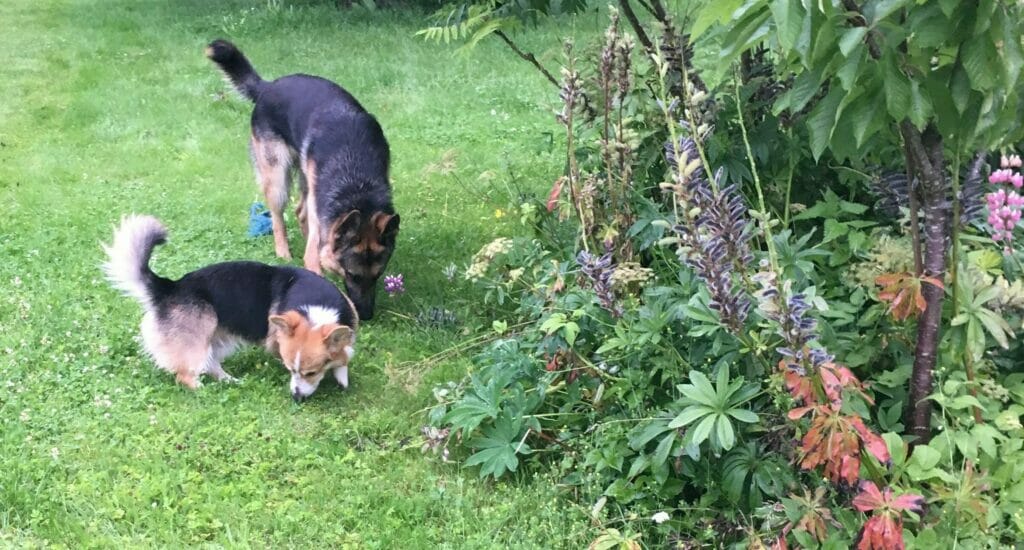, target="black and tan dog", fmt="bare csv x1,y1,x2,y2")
206,39,399,320
103,215,358,401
